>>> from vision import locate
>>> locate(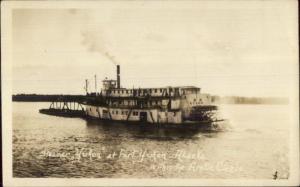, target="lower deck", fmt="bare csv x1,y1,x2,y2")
38,105,225,130
85,105,182,124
